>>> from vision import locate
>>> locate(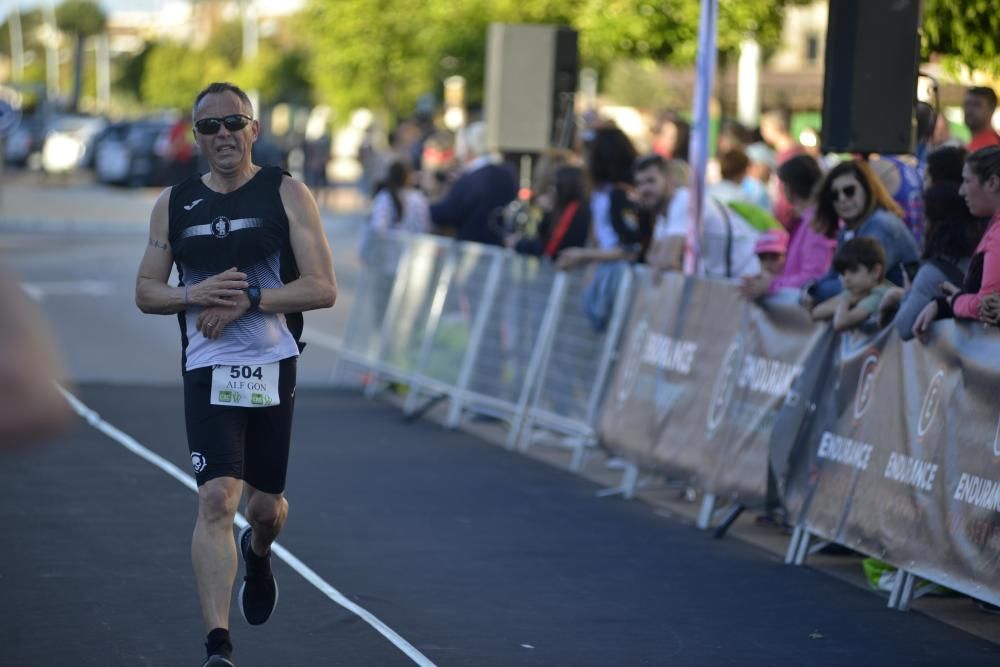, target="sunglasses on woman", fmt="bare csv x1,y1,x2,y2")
194,114,253,135
831,184,858,201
